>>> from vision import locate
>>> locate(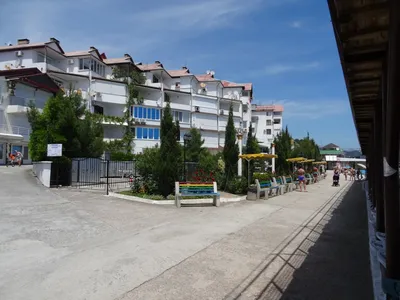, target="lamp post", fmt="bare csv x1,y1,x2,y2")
237,128,244,177
183,132,192,181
